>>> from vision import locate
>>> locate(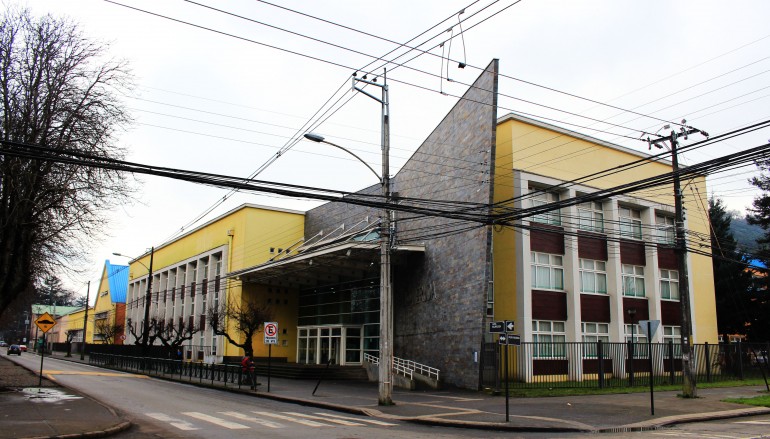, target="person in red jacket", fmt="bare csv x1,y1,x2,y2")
241,355,255,388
